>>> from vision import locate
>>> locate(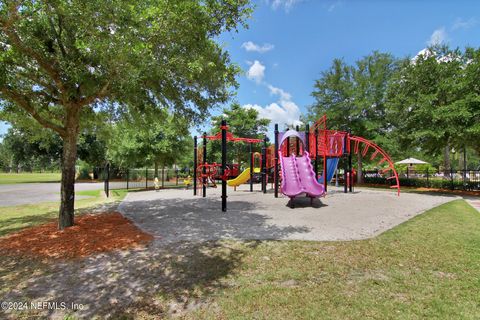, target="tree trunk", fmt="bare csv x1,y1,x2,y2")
154,161,159,178
444,145,451,174
59,132,78,229
357,152,363,184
